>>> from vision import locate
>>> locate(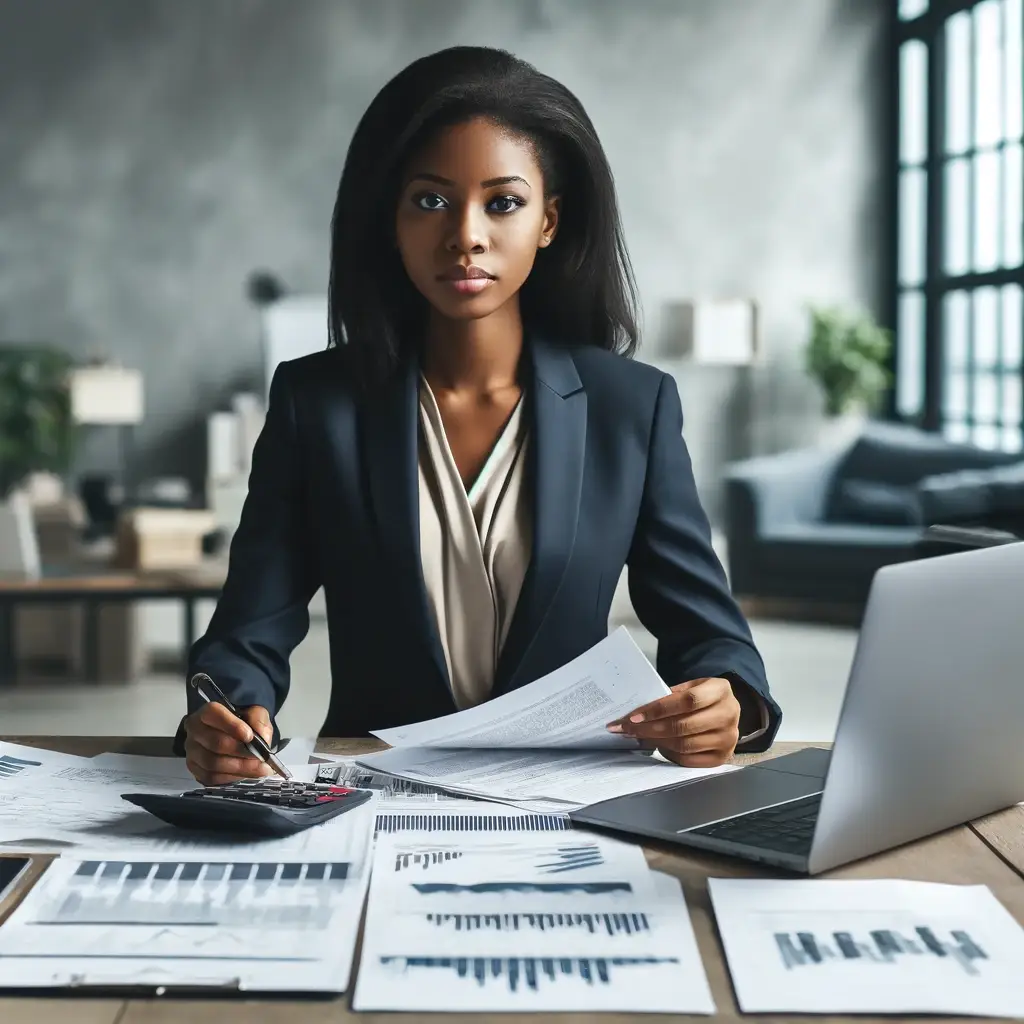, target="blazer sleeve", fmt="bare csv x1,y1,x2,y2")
626,373,782,751
173,362,321,753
